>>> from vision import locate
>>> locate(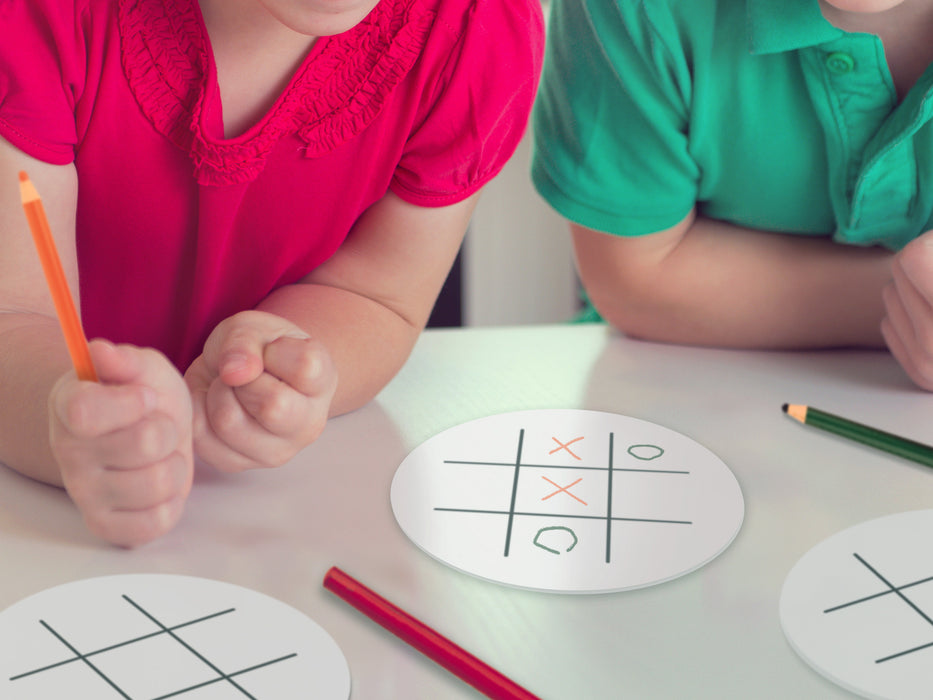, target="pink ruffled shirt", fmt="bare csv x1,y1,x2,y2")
0,0,544,369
